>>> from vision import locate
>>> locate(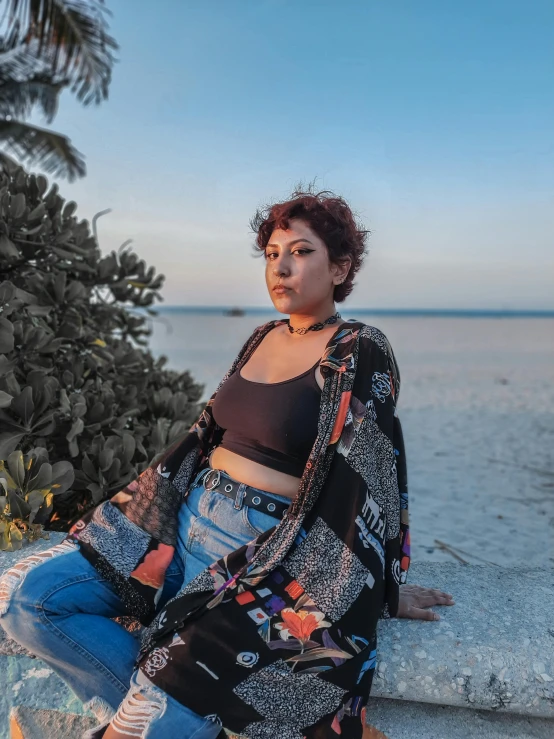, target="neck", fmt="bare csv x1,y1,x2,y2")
287,304,339,333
